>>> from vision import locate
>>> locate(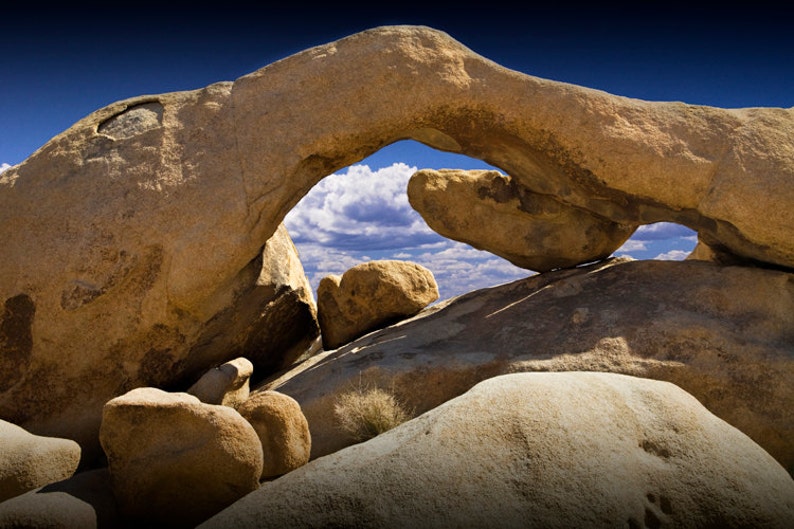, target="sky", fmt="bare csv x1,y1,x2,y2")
3,5,792,301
